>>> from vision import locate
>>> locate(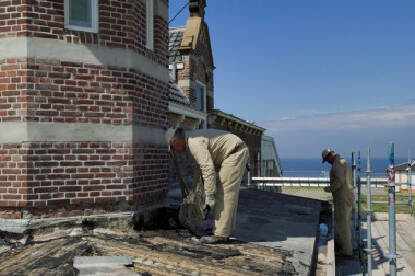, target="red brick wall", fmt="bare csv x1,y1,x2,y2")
0,58,169,218
0,0,170,219
0,141,168,218
0,0,168,67
0,58,168,126
175,55,214,113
